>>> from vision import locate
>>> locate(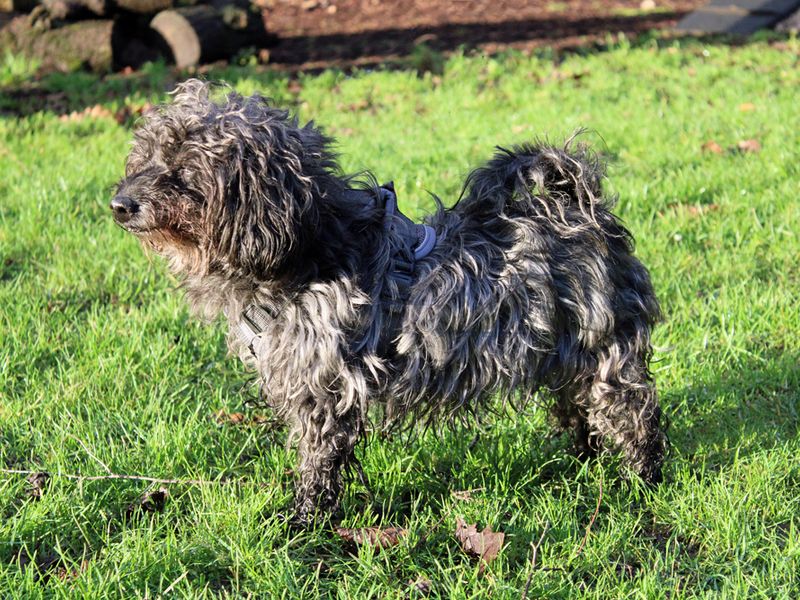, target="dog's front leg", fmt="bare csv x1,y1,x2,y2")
292,402,361,526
